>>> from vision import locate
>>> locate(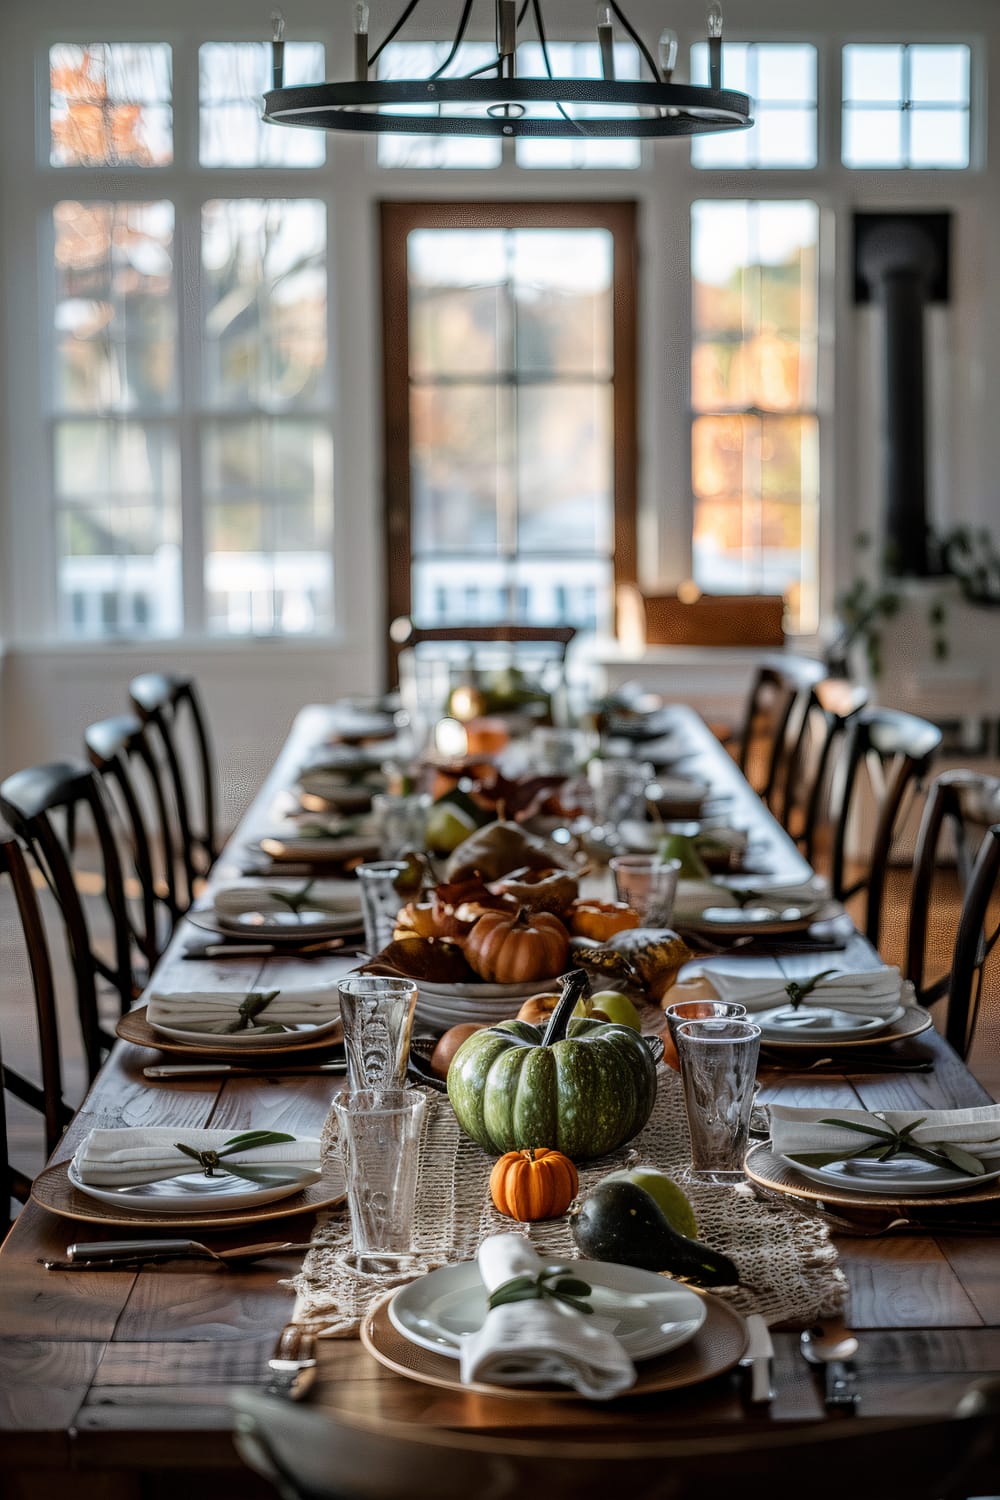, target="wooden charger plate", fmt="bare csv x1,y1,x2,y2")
744,1141,1000,1212
31,1158,346,1230
360,1283,748,1400
117,1006,344,1060
664,975,933,1052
